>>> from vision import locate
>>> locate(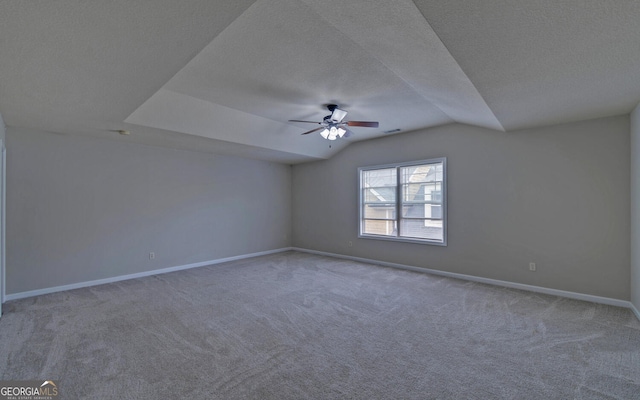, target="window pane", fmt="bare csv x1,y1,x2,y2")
402,182,442,202
402,204,442,220
363,187,396,203
430,205,442,219
400,219,443,241
400,163,442,184
361,167,398,238
363,219,397,236
362,168,396,187
363,204,396,219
